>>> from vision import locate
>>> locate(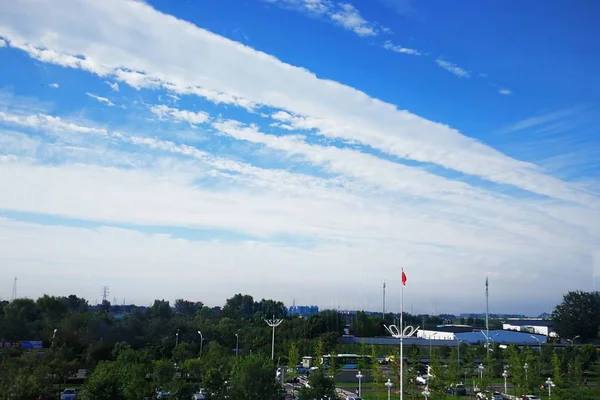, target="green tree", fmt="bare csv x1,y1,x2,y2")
552,351,562,385
371,345,384,384
82,361,124,400
505,344,524,395
288,342,299,369
0,353,51,400
314,339,323,367
298,368,337,400
228,353,283,400
552,291,600,341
